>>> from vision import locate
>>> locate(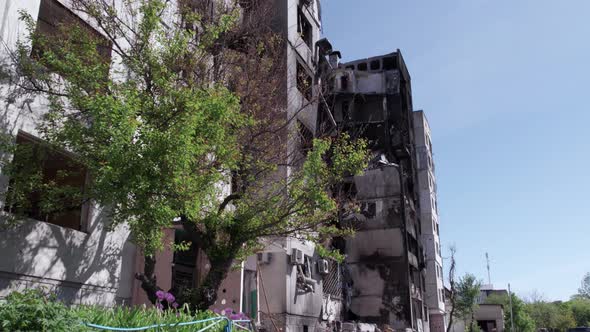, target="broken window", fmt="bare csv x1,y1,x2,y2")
296,255,315,292
297,61,313,101
335,181,357,212
340,74,349,91
297,120,314,155
238,0,254,11
354,96,385,122
414,301,423,319
34,0,112,68
297,6,313,49
172,228,197,290
360,201,376,219
370,60,380,70
345,65,354,70
383,56,396,70
357,62,367,71
4,131,87,231
341,101,350,121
